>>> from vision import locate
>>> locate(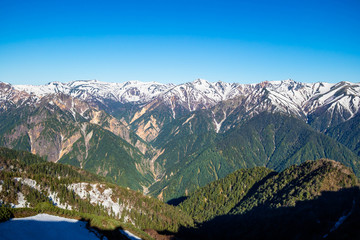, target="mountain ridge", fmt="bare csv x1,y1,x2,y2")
3,79,360,130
